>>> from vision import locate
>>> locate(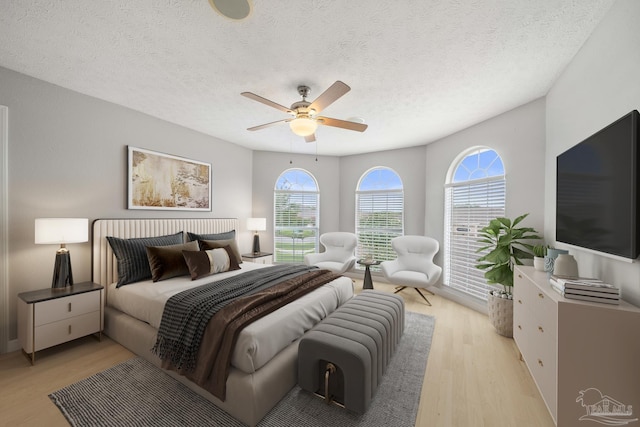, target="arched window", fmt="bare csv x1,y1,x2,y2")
355,167,404,270
444,147,505,300
274,168,319,263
